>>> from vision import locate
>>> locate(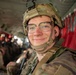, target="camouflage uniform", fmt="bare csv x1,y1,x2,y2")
20,45,76,75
